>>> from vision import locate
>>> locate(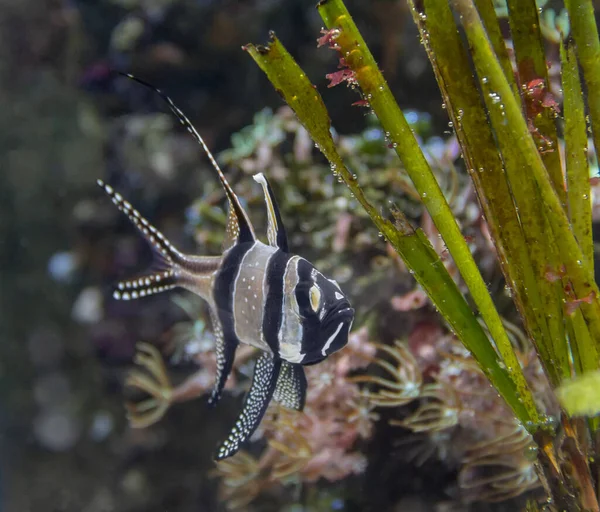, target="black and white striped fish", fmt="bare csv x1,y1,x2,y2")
98,75,354,460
